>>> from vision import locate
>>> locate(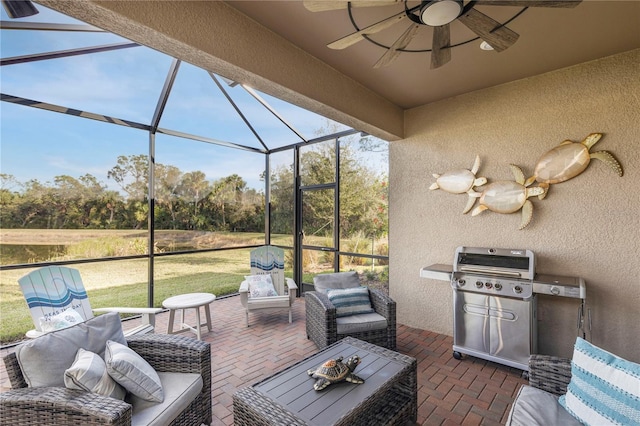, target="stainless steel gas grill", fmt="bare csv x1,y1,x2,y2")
451,247,537,372
420,246,587,373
